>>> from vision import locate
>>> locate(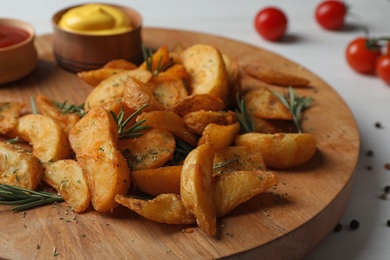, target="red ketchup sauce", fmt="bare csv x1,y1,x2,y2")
0,24,30,48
